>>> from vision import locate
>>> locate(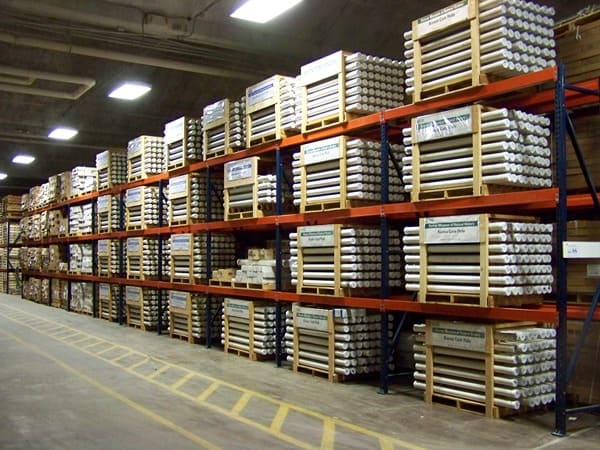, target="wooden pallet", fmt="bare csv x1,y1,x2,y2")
231,281,275,290
424,293,544,308
209,279,232,287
